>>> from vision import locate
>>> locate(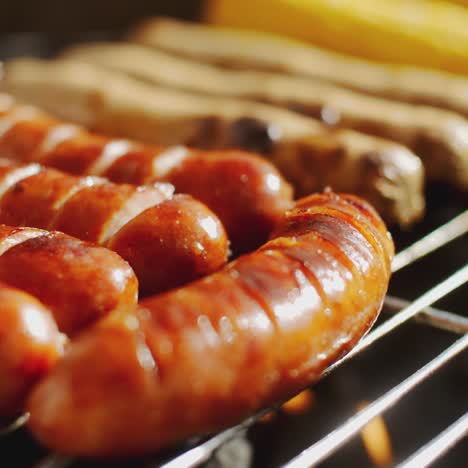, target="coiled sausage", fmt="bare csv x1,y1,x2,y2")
28,191,394,456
